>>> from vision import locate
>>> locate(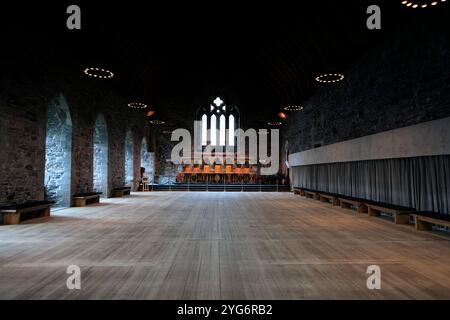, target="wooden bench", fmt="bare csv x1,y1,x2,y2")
293,187,306,196
73,192,102,207
412,212,450,232
112,187,131,198
339,197,368,214
1,201,54,225
319,193,340,206
304,190,320,200
366,202,414,225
